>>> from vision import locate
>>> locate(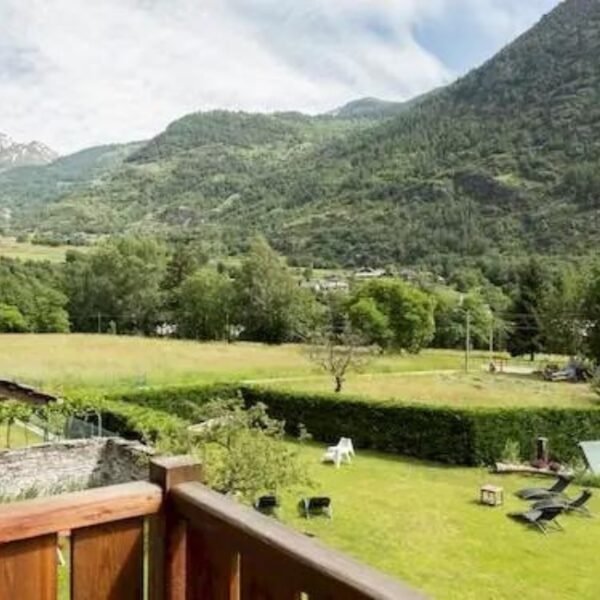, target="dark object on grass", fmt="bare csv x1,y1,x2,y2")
302,496,333,519
254,495,280,517
515,477,571,500
508,505,565,534
533,489,593,517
